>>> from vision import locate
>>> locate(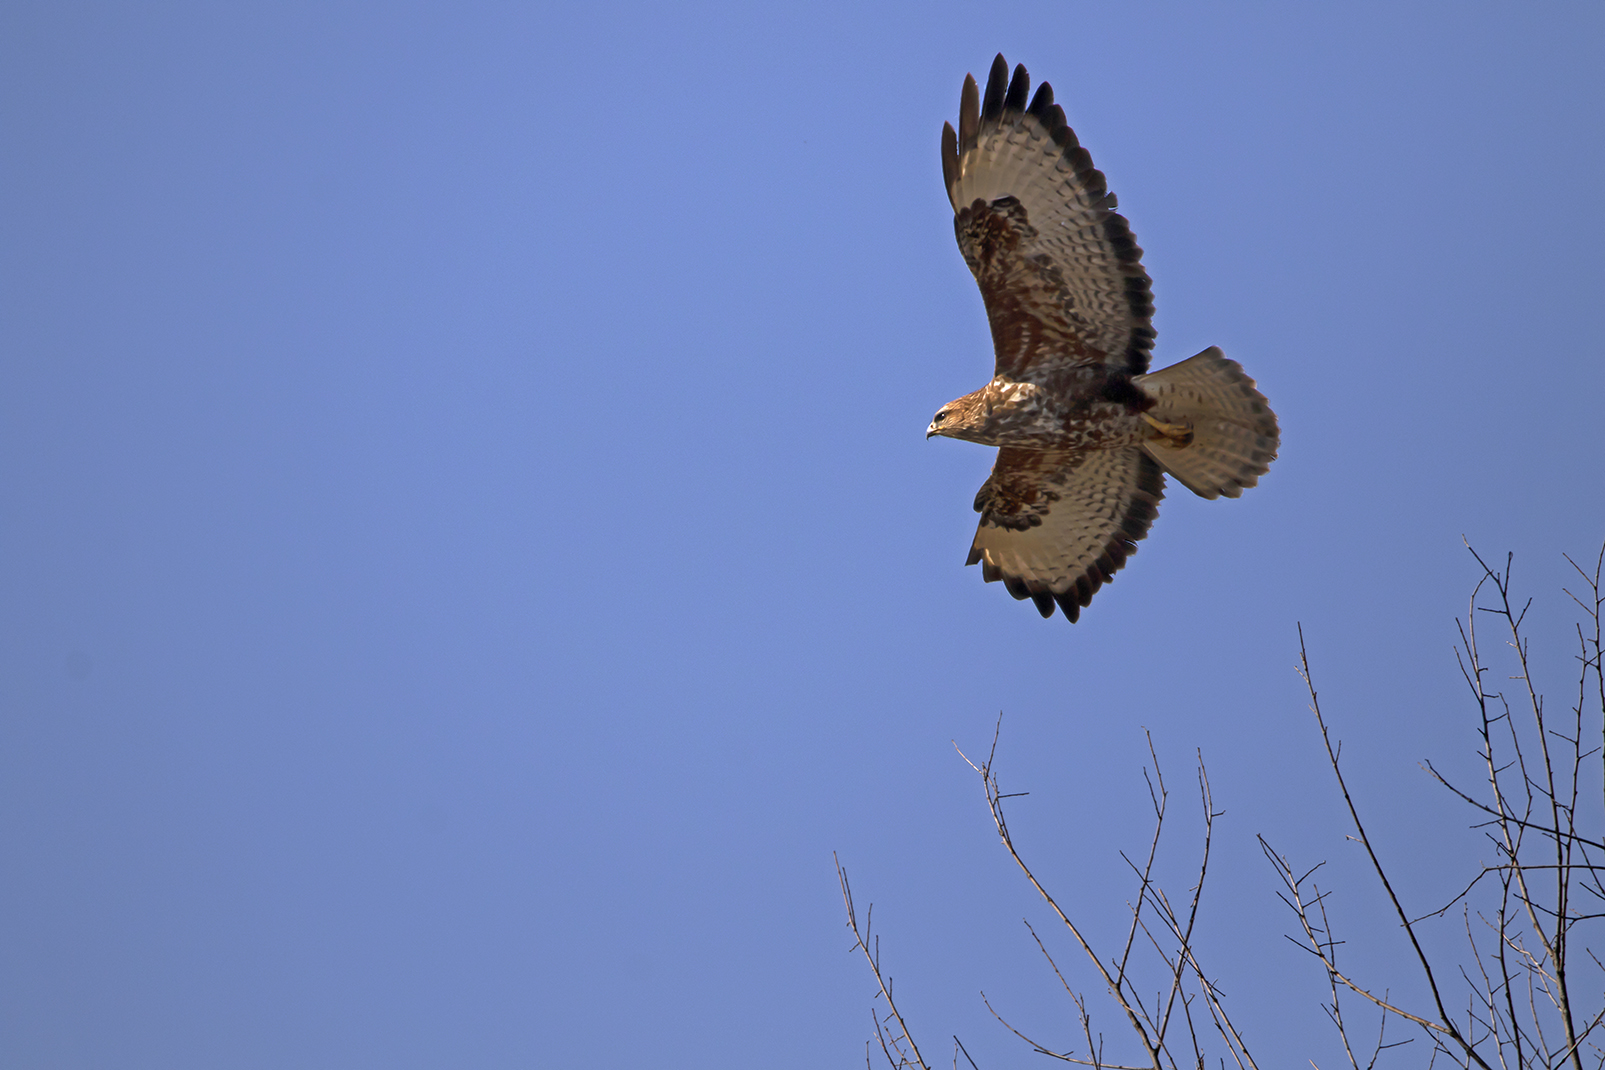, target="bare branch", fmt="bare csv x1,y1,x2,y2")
955,736,1165,1066
837,854,933,1070
1296,625,1492,1067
